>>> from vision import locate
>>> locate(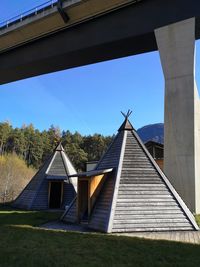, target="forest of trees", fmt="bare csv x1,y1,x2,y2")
0,121,113,203
0,121,113,170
